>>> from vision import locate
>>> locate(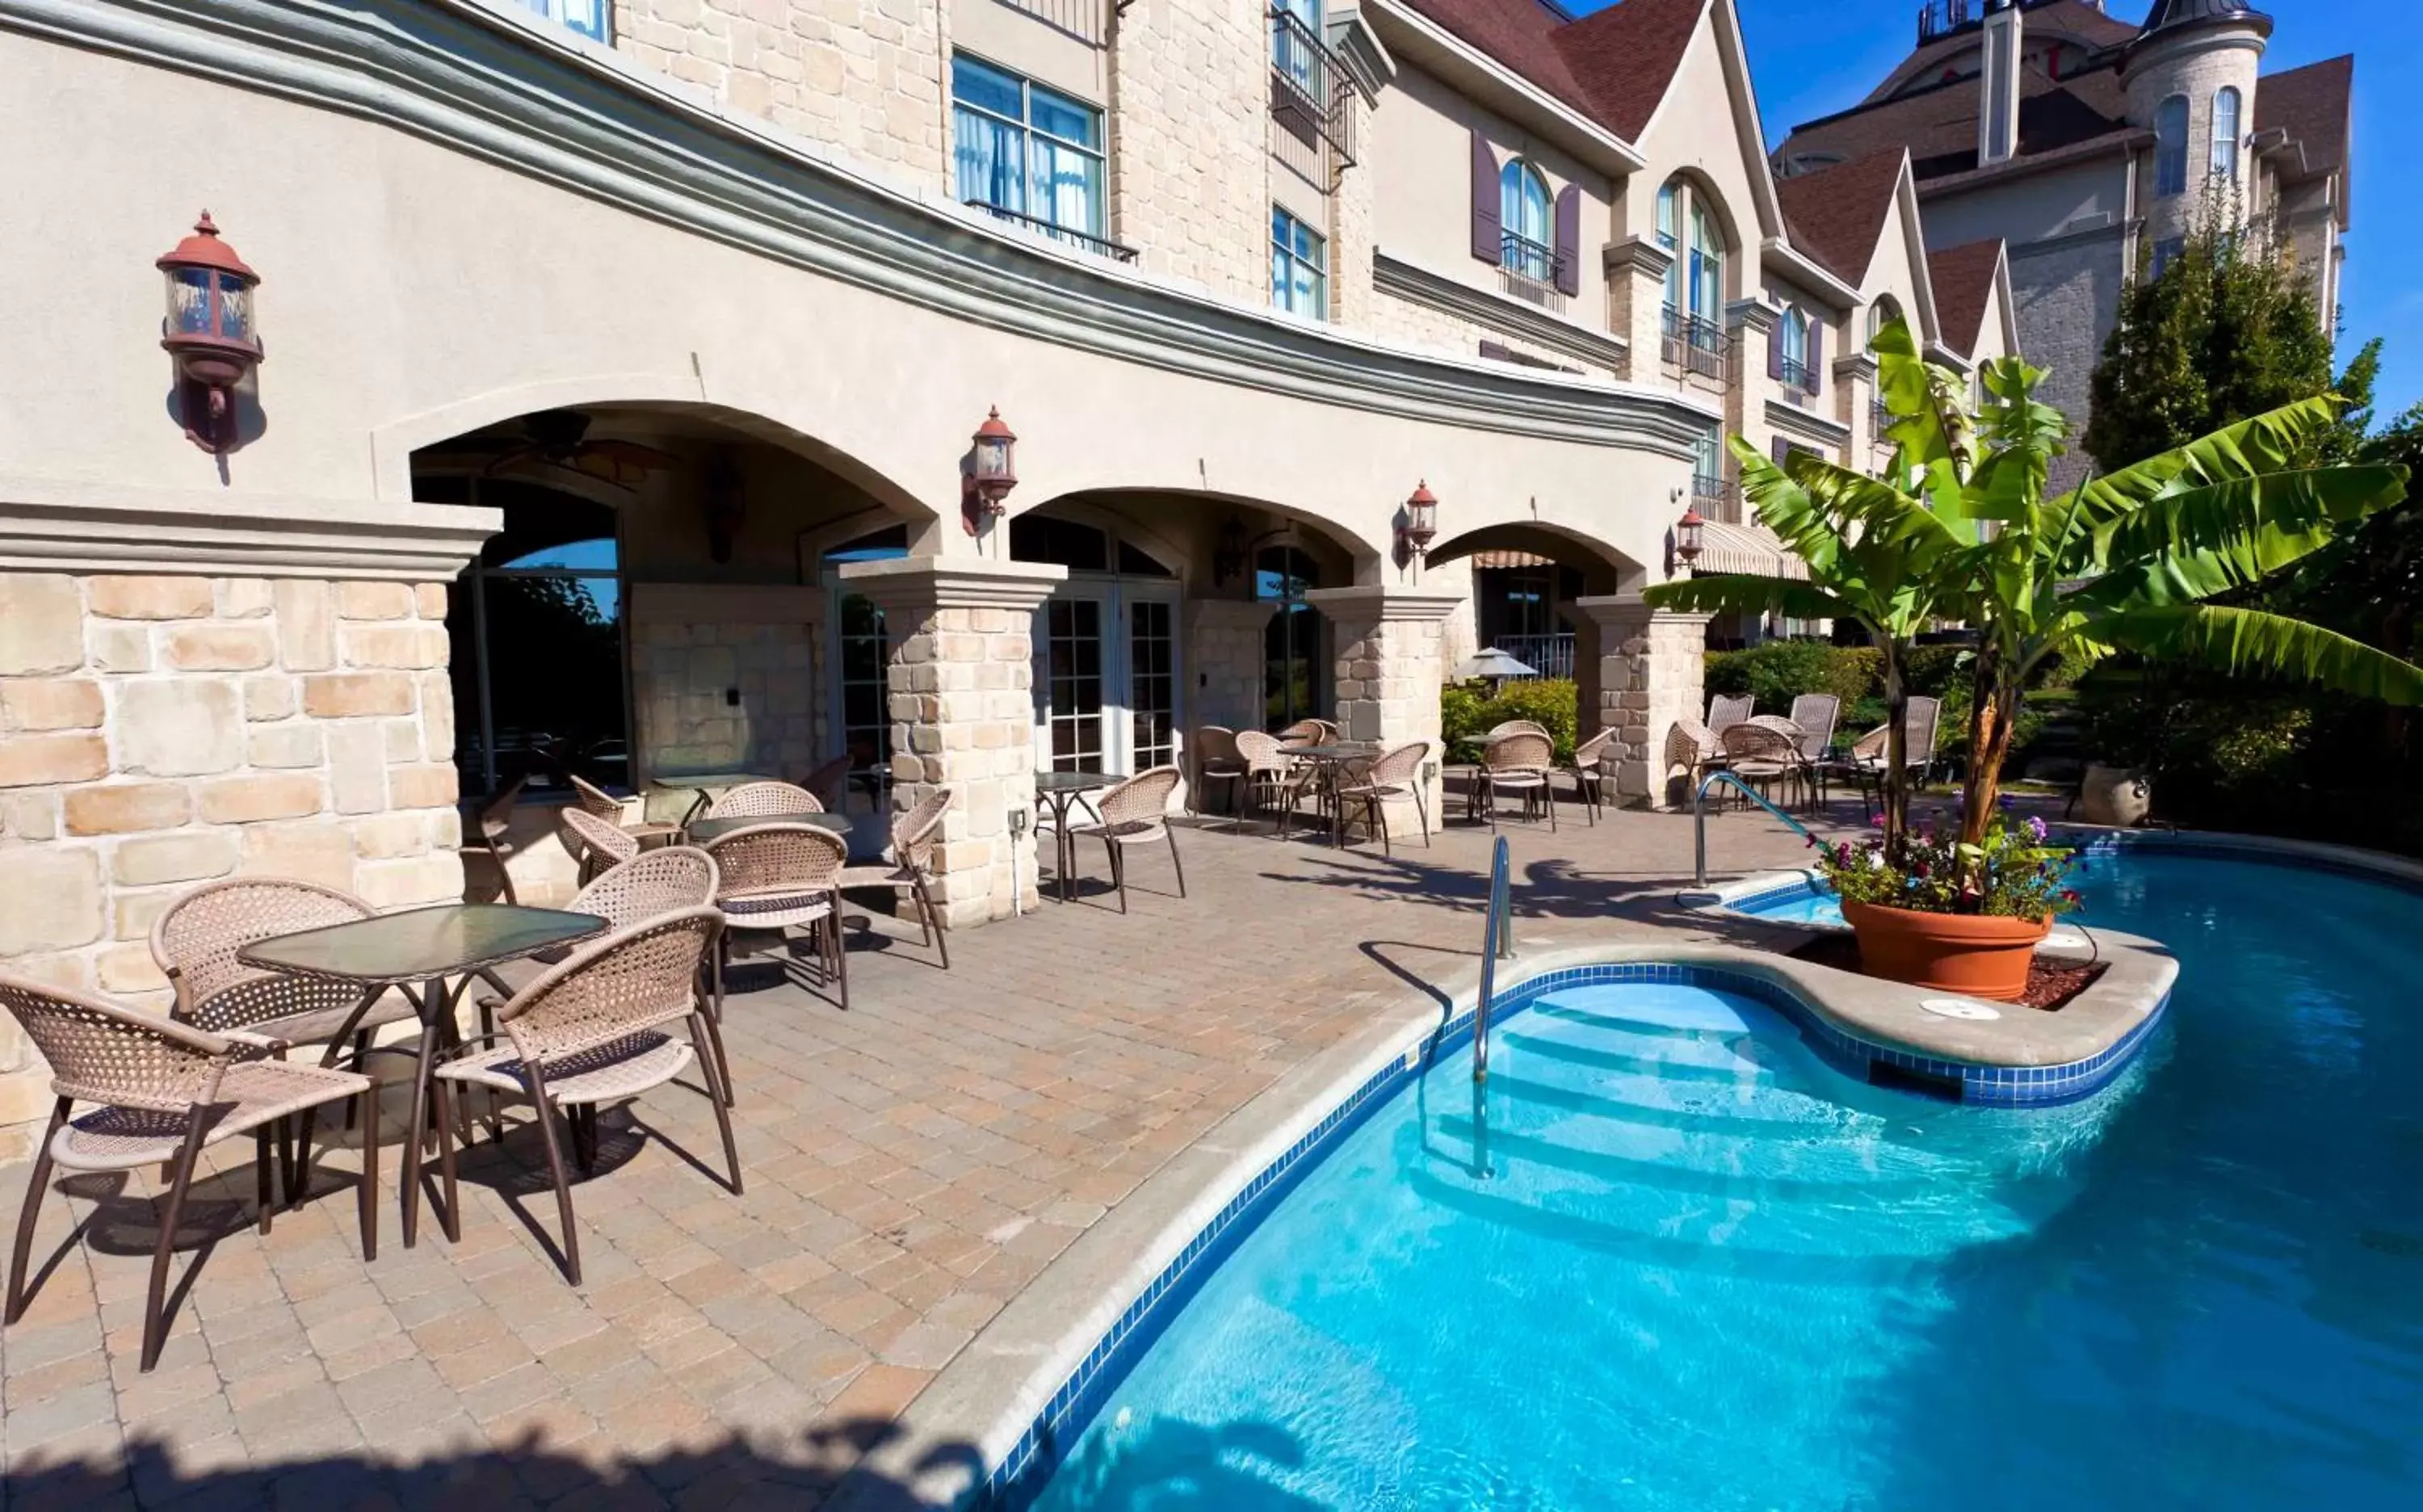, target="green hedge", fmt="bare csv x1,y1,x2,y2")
1442,679,1578,762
